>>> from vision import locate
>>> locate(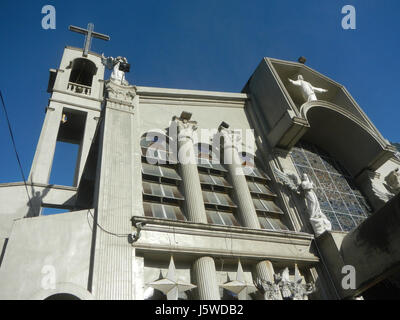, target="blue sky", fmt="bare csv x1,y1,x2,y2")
1,0,400,185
